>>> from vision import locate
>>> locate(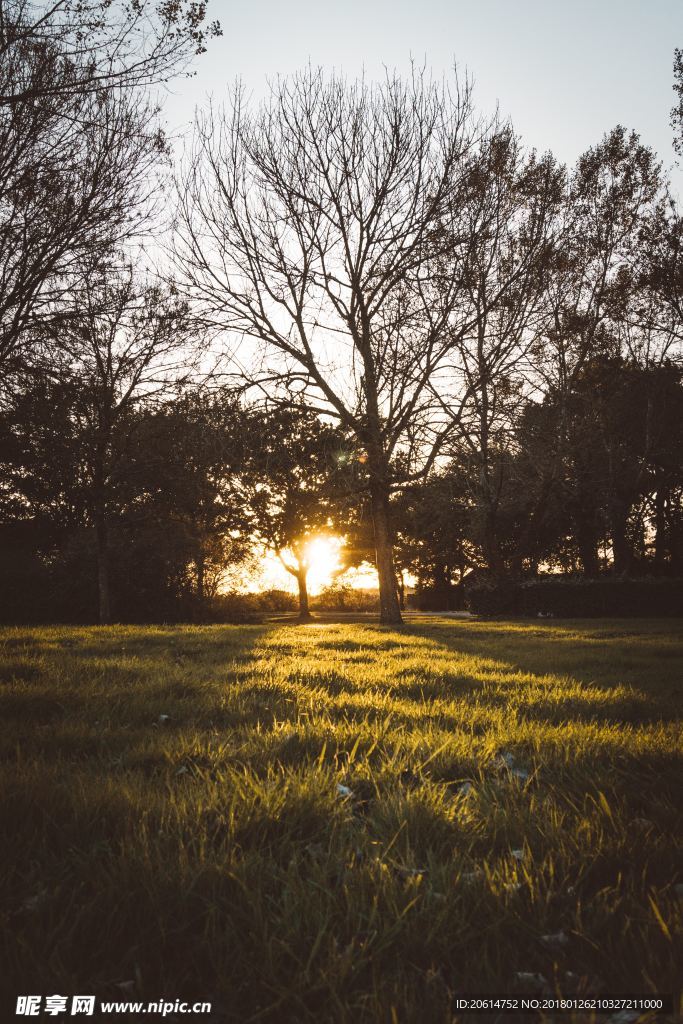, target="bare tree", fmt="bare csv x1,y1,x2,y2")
0,0,219,375
0,84,164,374
0,0,221,108
175,67,502,624
247,404,346,621
672,47,683,158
